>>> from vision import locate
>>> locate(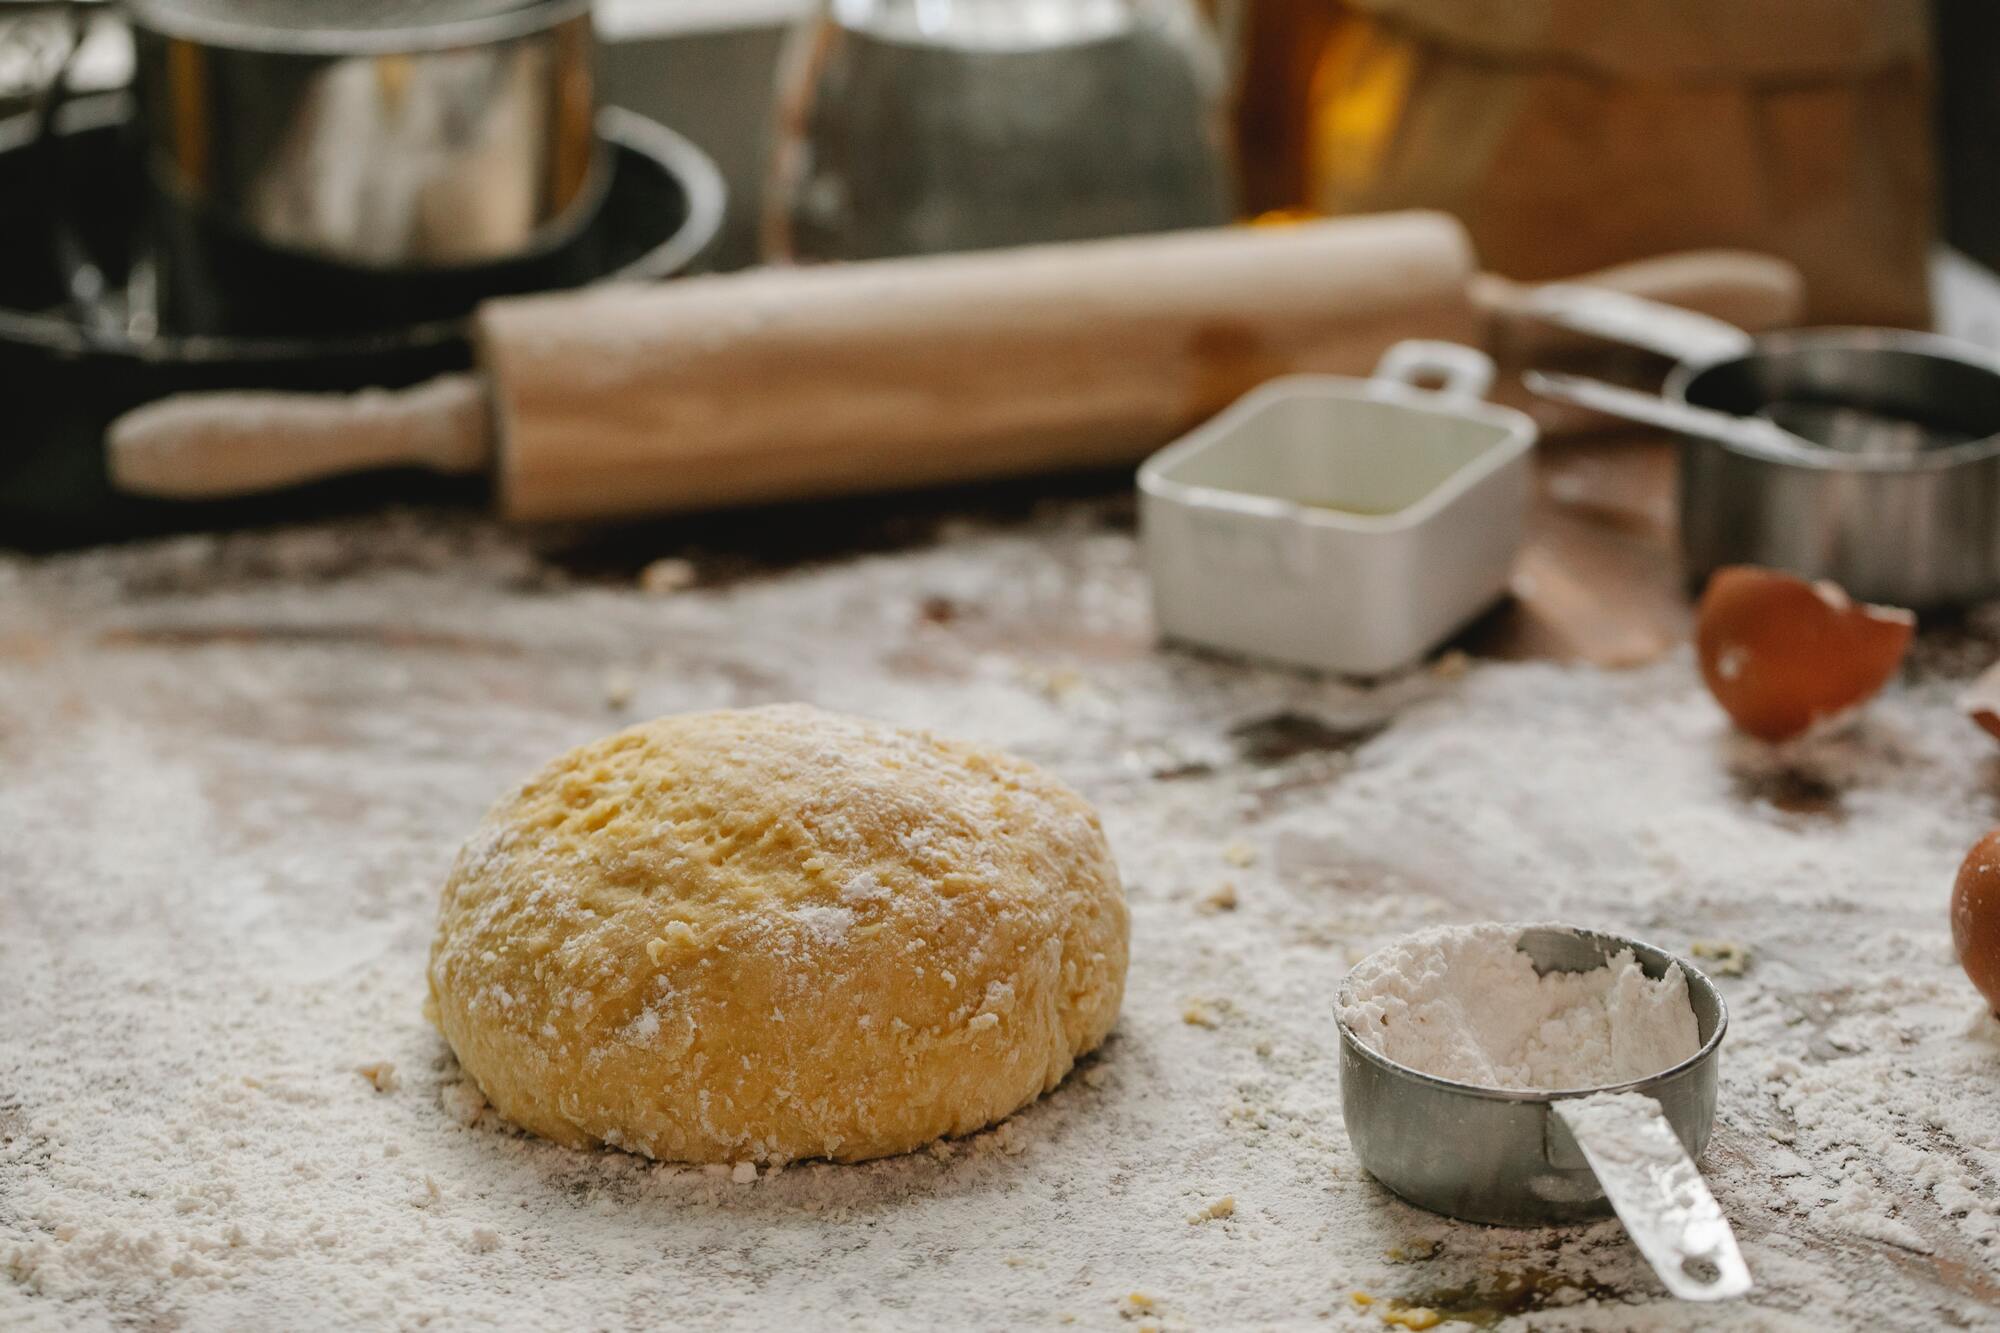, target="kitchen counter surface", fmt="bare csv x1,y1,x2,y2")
5,459,2000,1330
